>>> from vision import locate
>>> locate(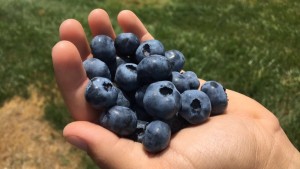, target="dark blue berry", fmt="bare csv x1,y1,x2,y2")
114,33,140,57
201,81,228,115
135,40,165,63
114,63,139,92
90,35,116,65
164,50,185,72
83,58,111,80
99,106,137,136
137,55,172,85
179,90,211,125
142,120,171,153
183,71,200,90
143,81,181,120
171,71,190,93
85,77,118,110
